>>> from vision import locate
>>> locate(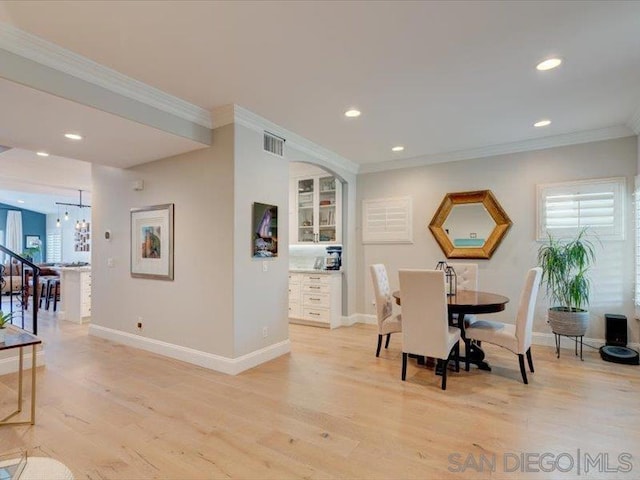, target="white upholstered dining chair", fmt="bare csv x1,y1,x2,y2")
370,264,402,357
399,269,461,390
447,263,478,292
463,267,543,384
447,262,479,325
